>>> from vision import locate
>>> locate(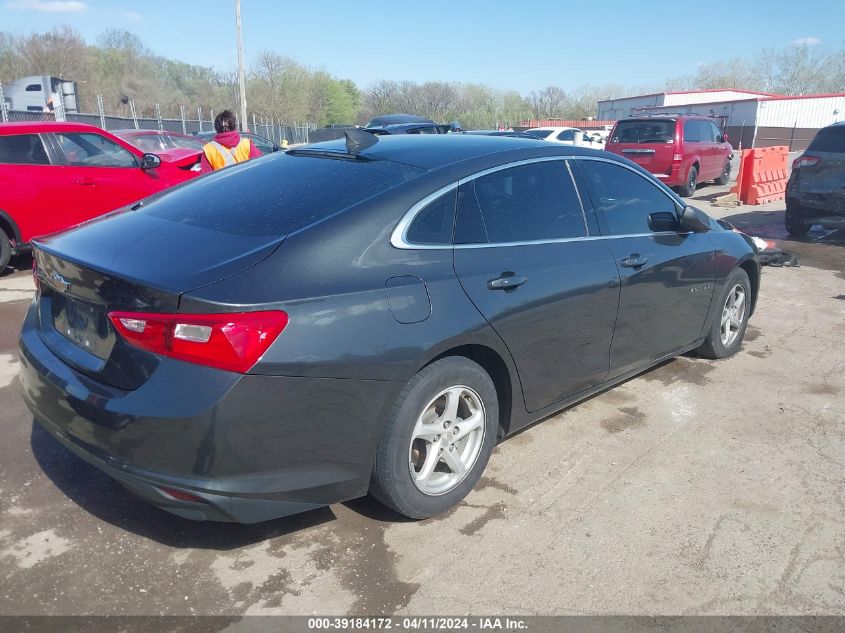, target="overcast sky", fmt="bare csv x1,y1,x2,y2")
2,0,842,93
